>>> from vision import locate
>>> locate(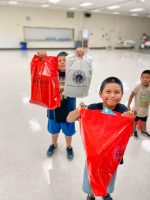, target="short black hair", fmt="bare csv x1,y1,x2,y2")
141,70,150,77
57,51,68,57
100,76,124,94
